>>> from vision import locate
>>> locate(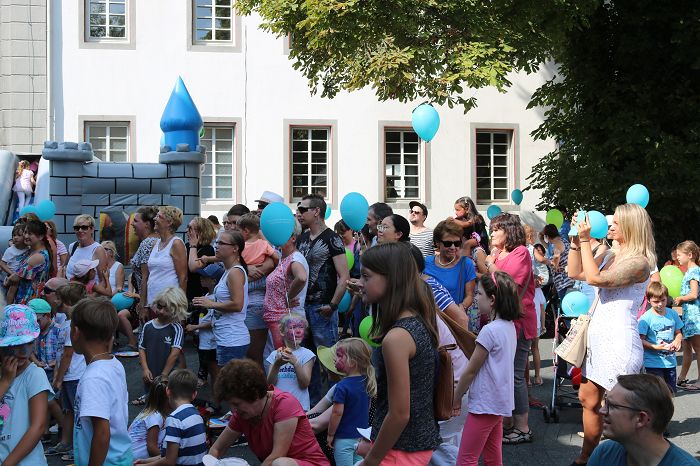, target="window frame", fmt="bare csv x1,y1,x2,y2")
83,120,132,163
289,126,331,202
200,123,237,201
200,118,243,208
187,0,242,52
80,0,136,49
470,123,520,207
382,127,423,202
